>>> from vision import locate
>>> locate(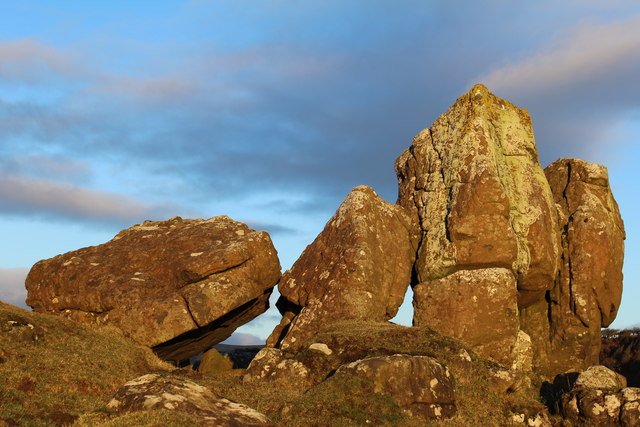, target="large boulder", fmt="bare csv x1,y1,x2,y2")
413,268,520,367
335,354,457,419
395,84,560,366
26,216,281,361
543,158,625,373
267,185,418,350
107,374,271,426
